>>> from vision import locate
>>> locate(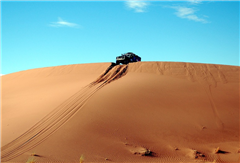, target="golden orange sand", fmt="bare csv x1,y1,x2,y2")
1,62,239,163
